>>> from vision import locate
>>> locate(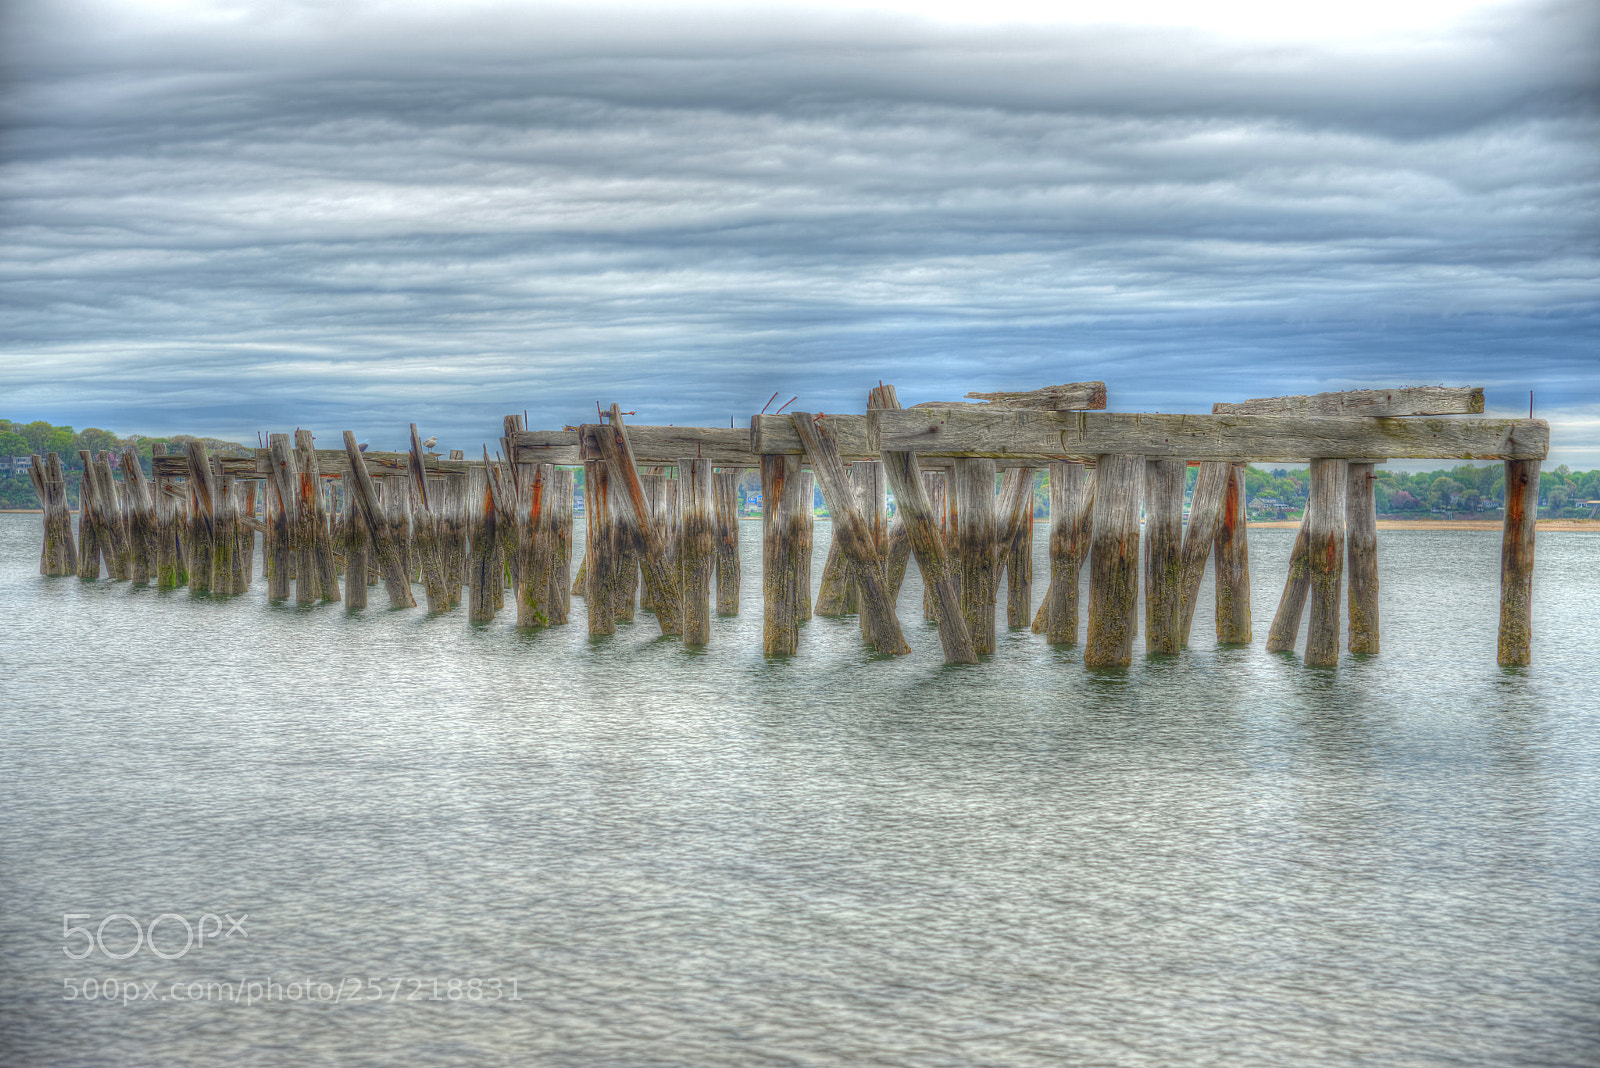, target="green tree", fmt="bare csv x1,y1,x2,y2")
0,430,29,457
77,427,119,456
